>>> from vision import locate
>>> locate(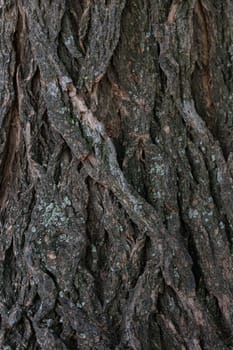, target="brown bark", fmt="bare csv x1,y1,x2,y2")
0,0,233,349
